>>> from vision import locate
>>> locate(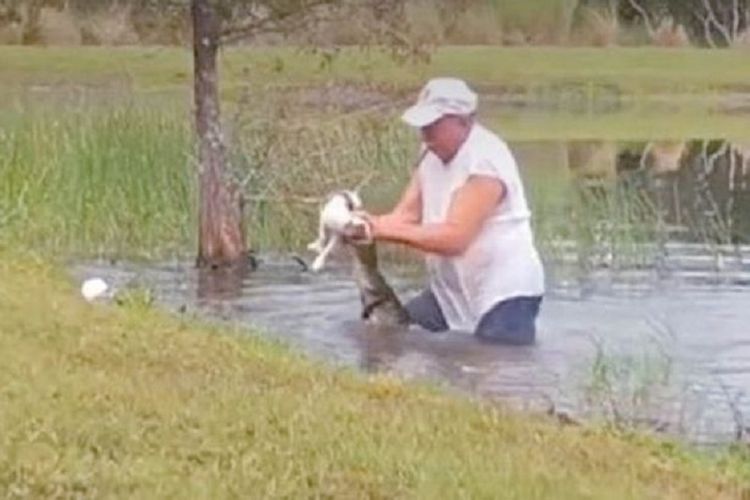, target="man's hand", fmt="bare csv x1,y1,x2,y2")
358,211,412,240
354,175,505,256
341,217,372,244
341,211,402,244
